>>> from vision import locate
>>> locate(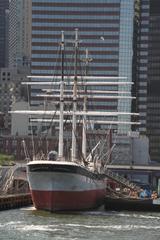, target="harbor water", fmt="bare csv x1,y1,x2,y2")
0,206,160,240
